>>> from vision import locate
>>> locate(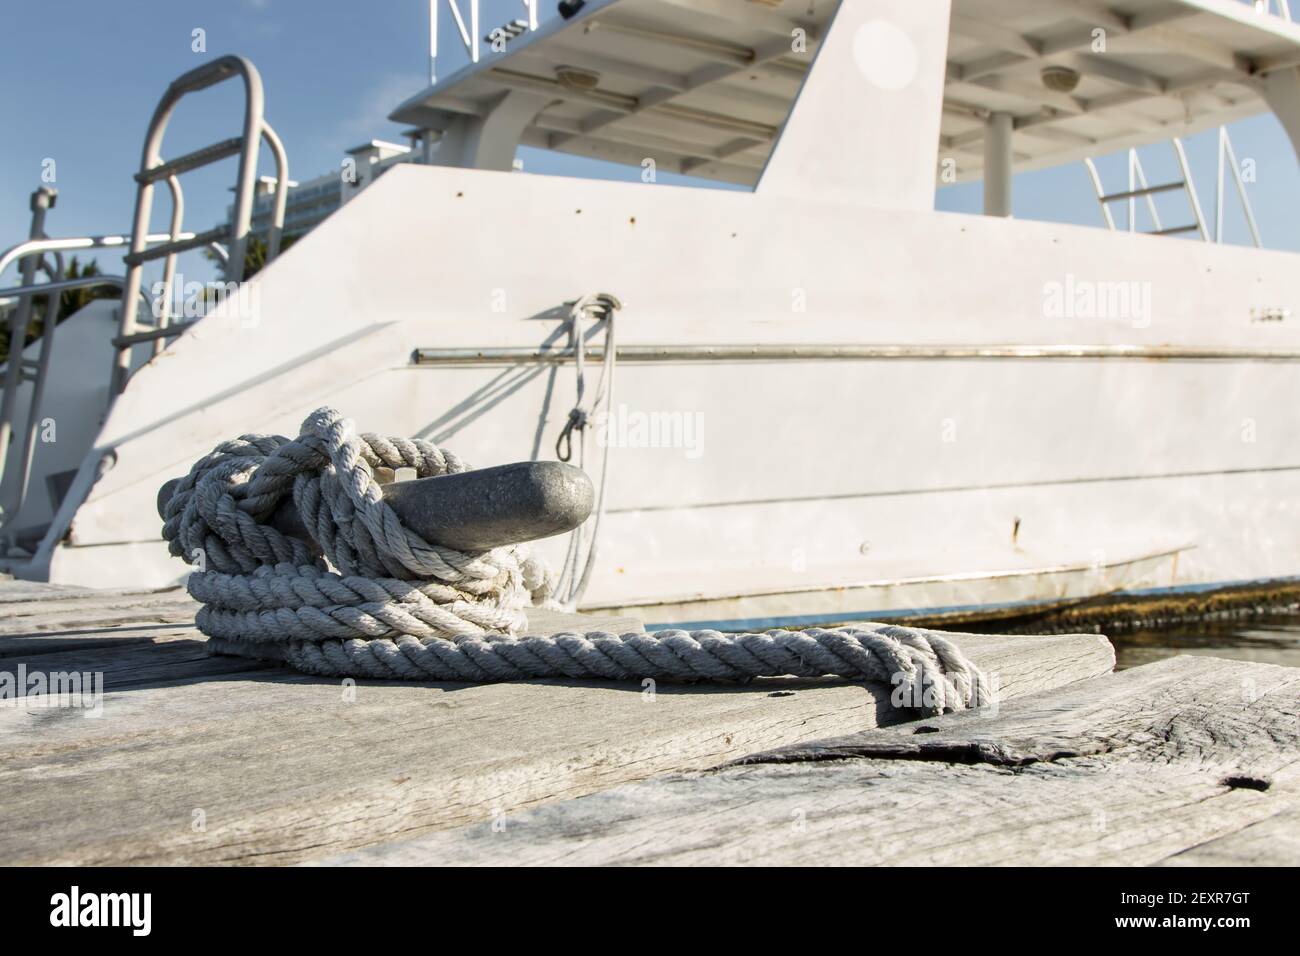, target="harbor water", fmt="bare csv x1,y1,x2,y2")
1112,616,1300,670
